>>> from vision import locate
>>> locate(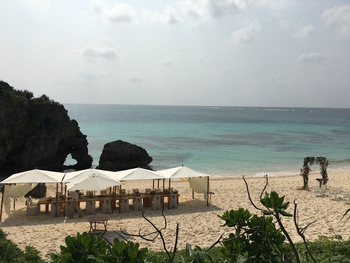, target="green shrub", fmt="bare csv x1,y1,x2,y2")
104,238,151,263
50,232,108,262
219,208,288,262
297,236,350,262
0,228,44,263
